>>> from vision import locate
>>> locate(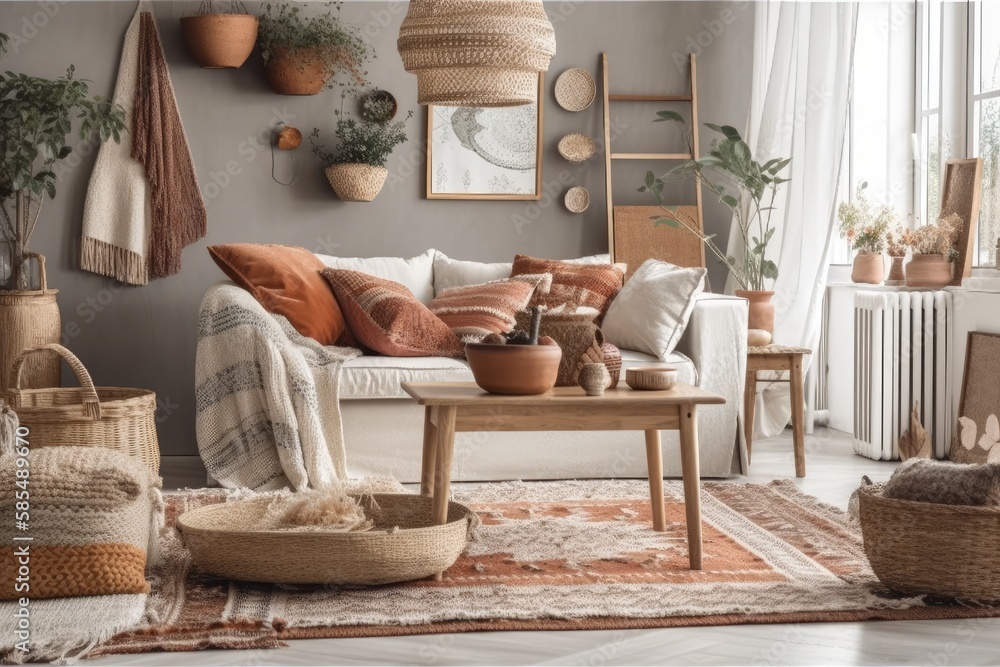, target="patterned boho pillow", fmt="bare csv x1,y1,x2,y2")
428,275,551,342
510,254,625,322
322,269,464,357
